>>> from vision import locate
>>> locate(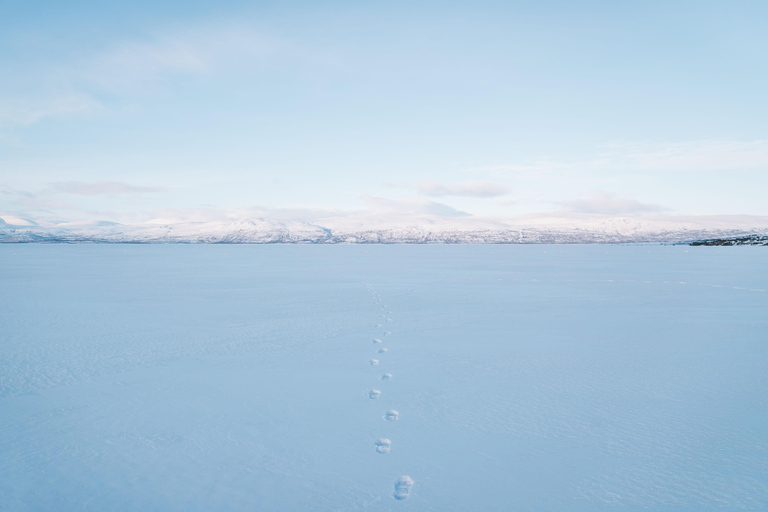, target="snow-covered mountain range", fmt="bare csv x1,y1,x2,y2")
2,213,767,244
